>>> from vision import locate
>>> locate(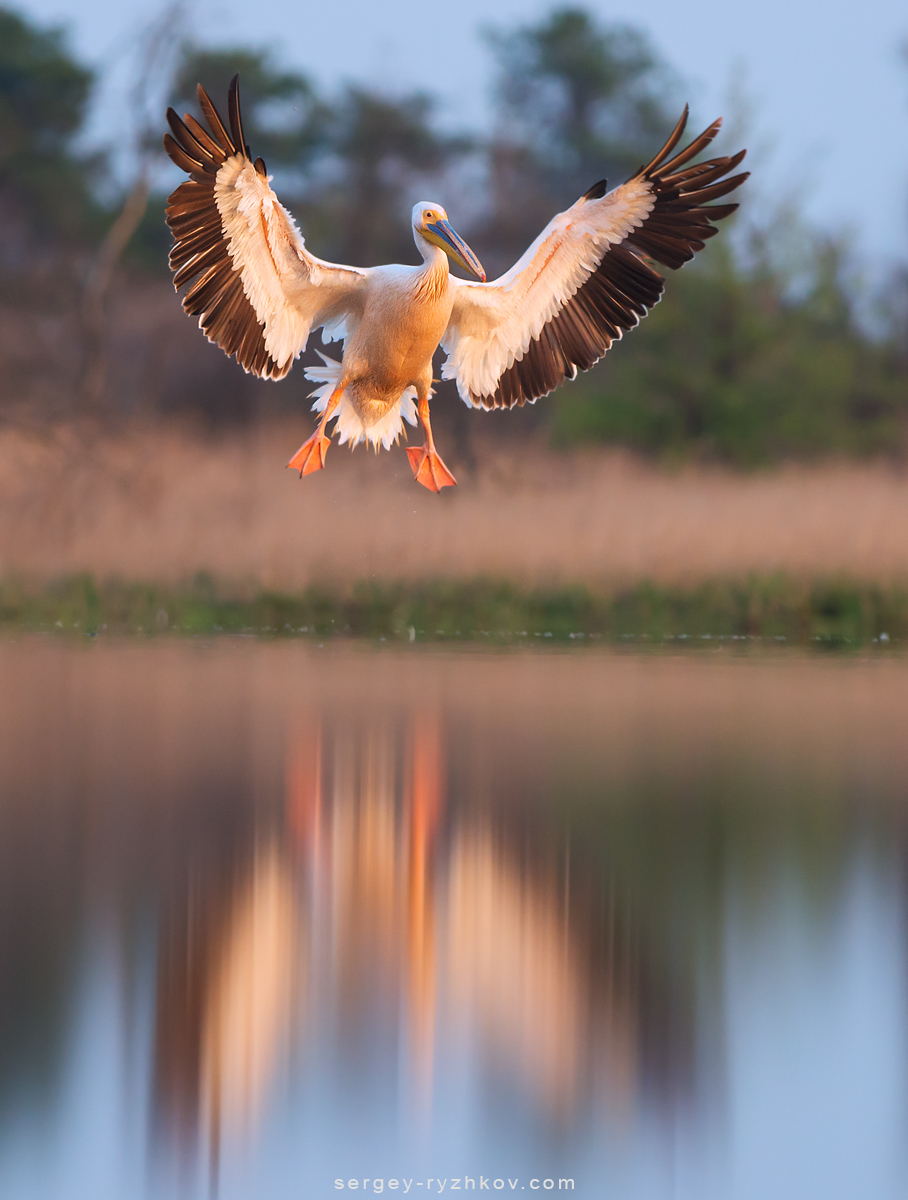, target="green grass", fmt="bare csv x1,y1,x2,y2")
547,251,908,466
0,573,904,648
